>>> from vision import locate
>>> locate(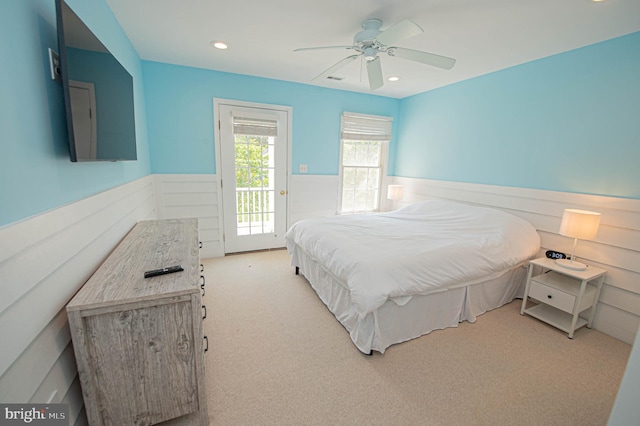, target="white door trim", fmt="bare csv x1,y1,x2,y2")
69,80,97,160
213,98,292,253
